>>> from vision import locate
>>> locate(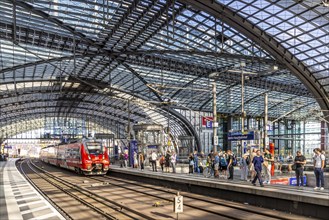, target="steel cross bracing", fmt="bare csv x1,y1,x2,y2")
178,0,329,118
0,1,308,99
0,114,127,139
1,0,328,141
0,87,192,143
